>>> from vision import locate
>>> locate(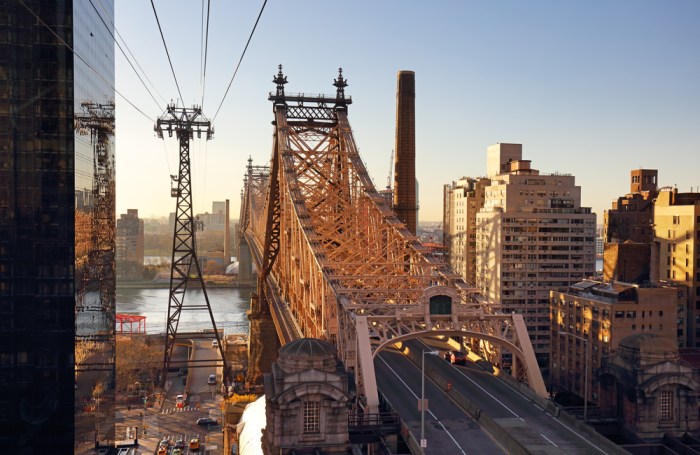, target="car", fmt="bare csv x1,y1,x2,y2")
157,445,167,455
160,437,171,447
447,350,467,365
208,374,216,385
189,438,200,450
172,449,183,455
197,417,218,427
174,439,185,449
212,340,219,348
